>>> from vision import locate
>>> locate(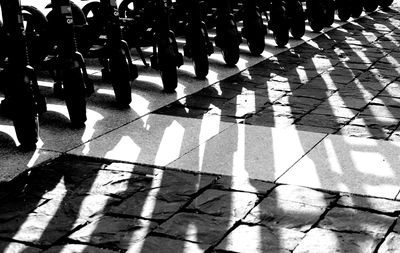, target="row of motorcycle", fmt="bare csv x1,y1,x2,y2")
0,0,395,150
